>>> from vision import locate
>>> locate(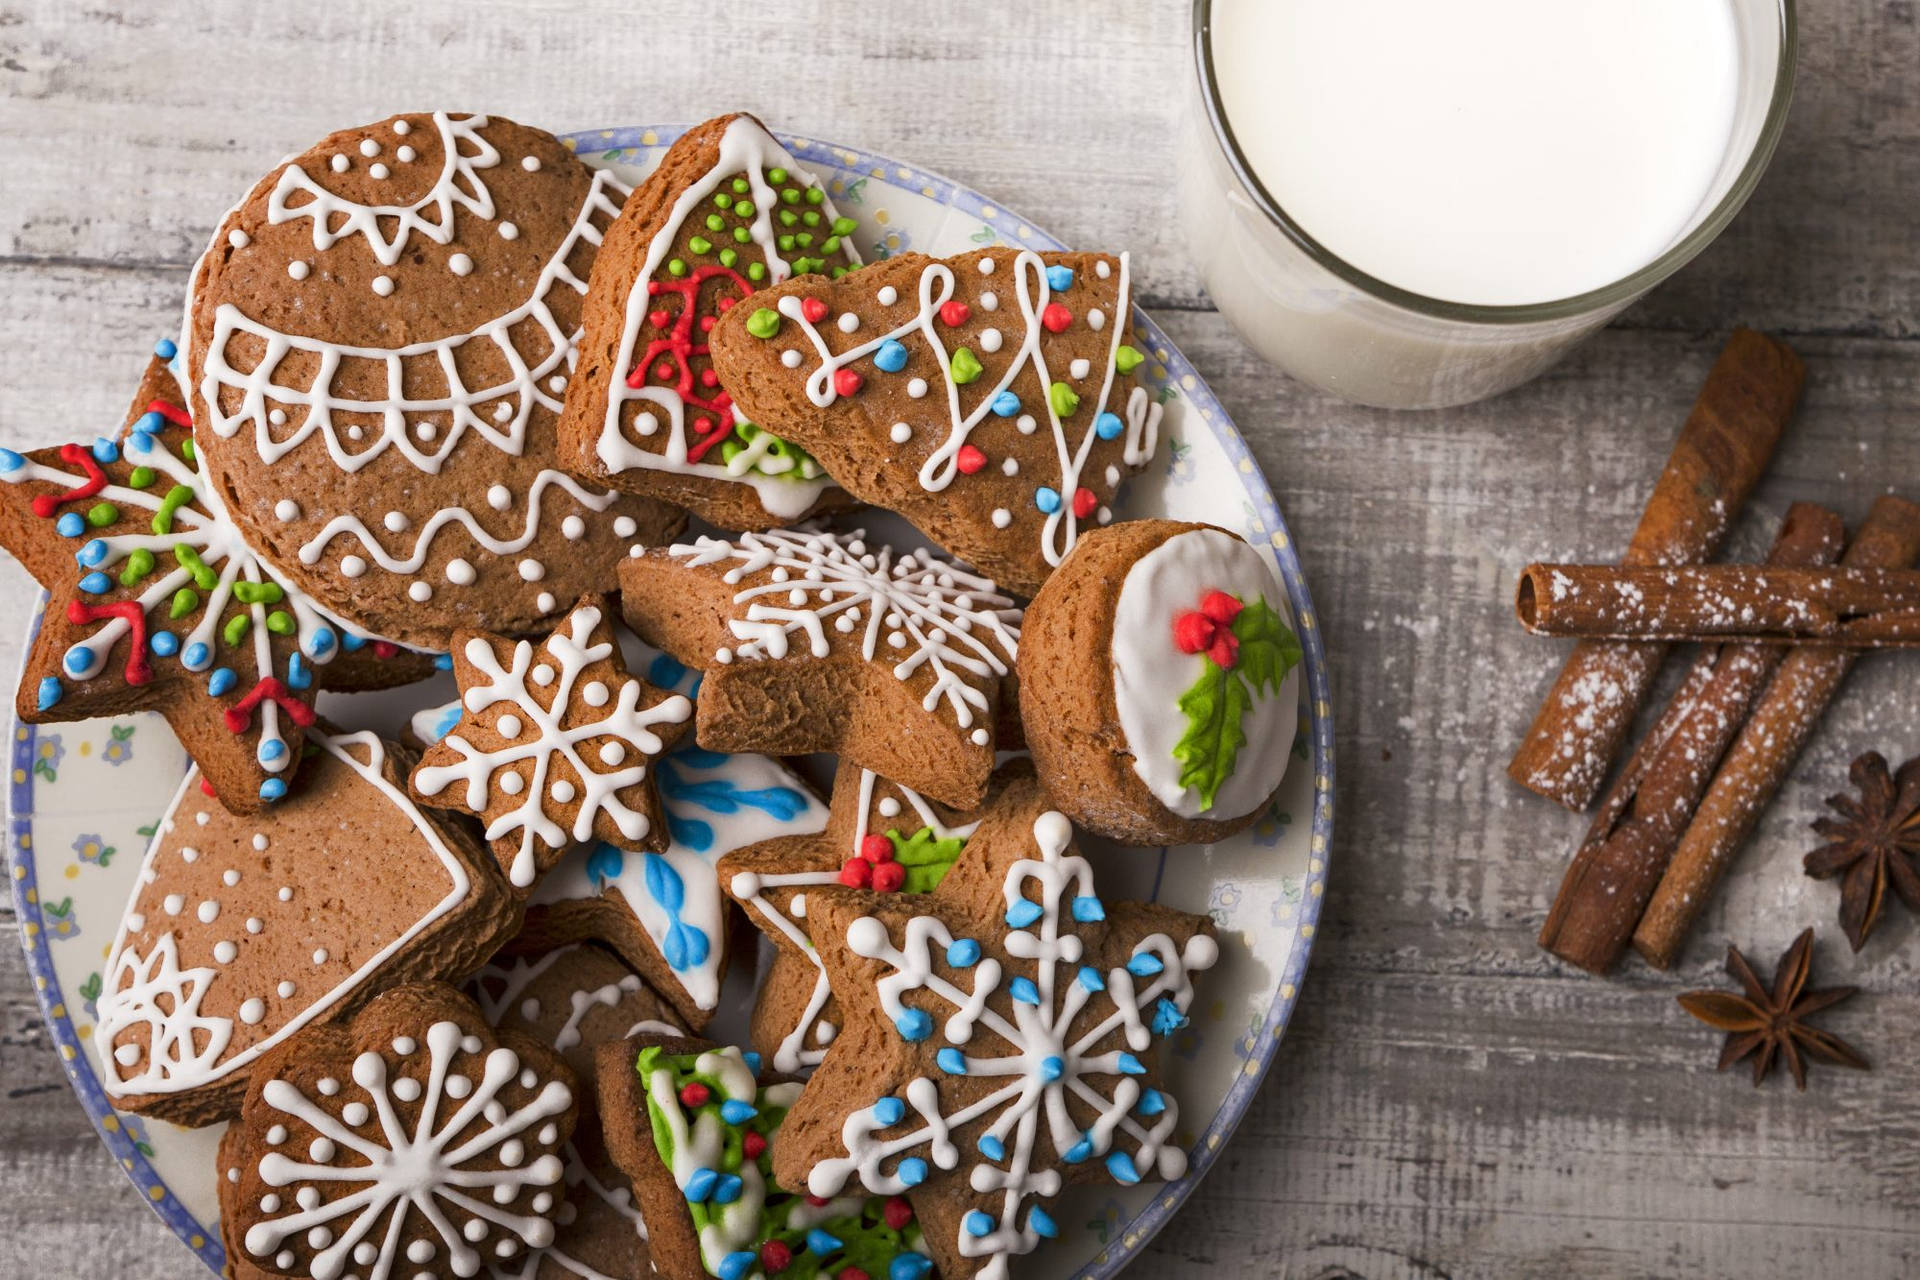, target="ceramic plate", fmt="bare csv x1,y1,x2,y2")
6,124,1334,1278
